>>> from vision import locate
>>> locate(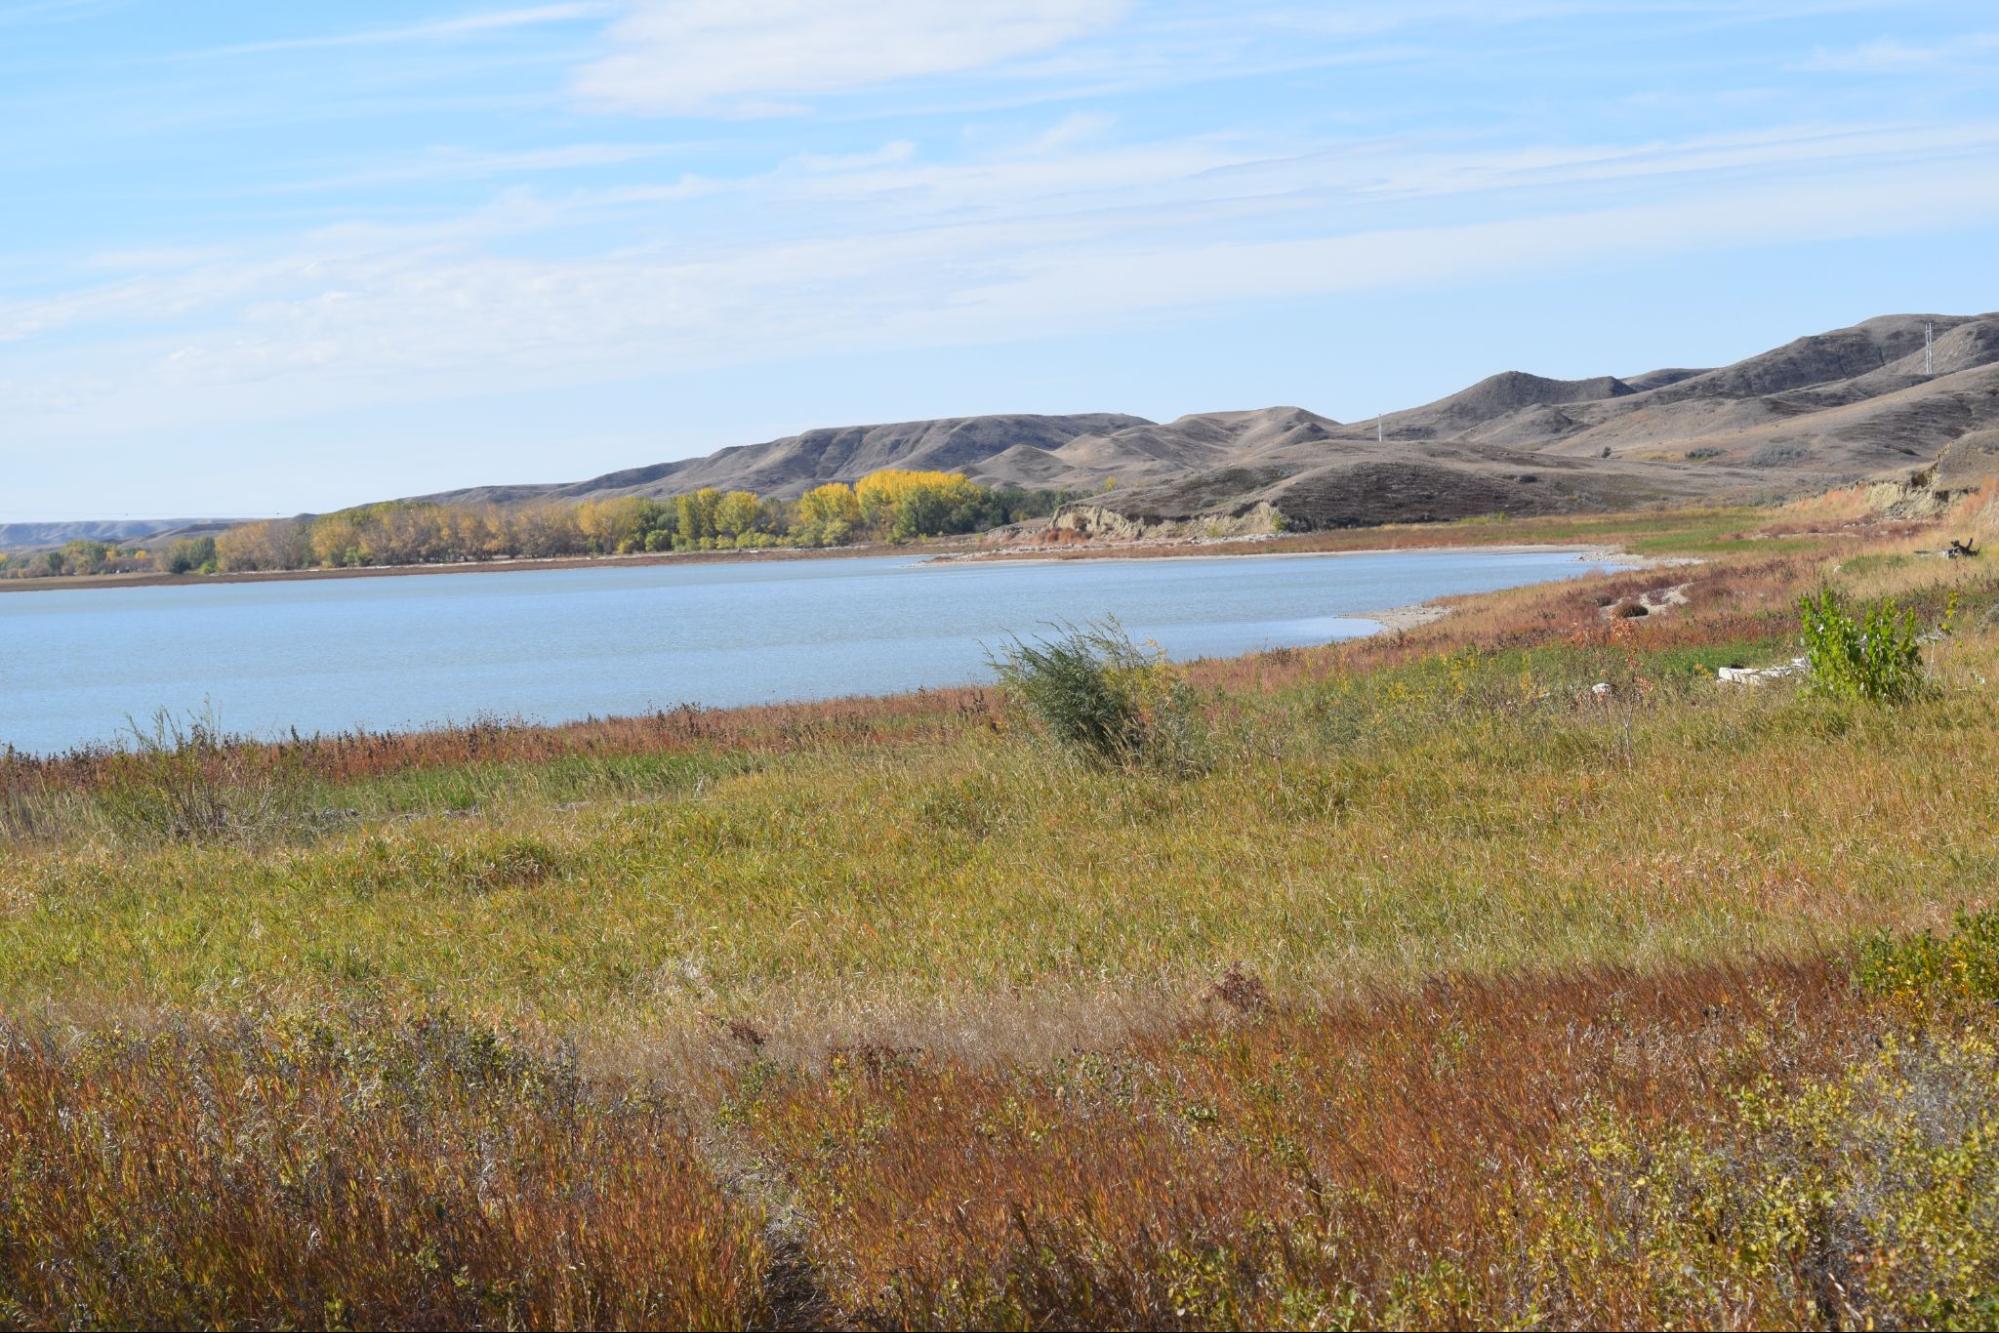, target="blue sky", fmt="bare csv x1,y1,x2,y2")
4,1,1997,520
